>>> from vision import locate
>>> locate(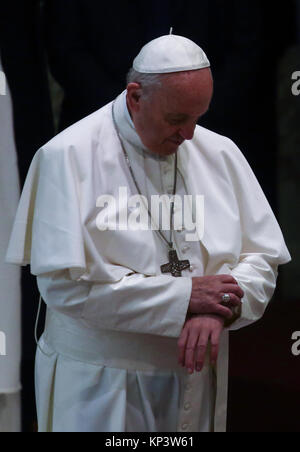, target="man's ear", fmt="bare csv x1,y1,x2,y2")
126,83,142,113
